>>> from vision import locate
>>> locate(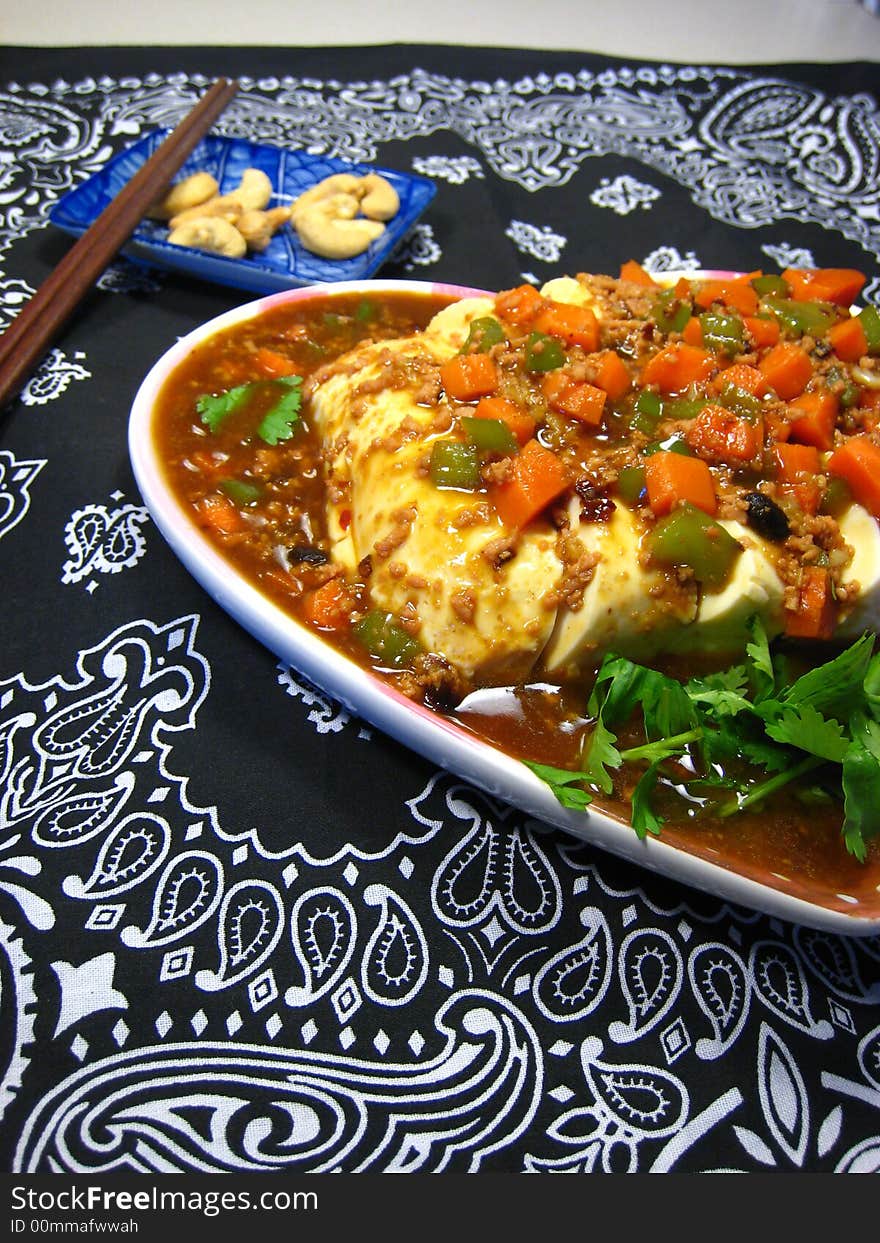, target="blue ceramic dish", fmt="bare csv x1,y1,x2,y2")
50,131,437,294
